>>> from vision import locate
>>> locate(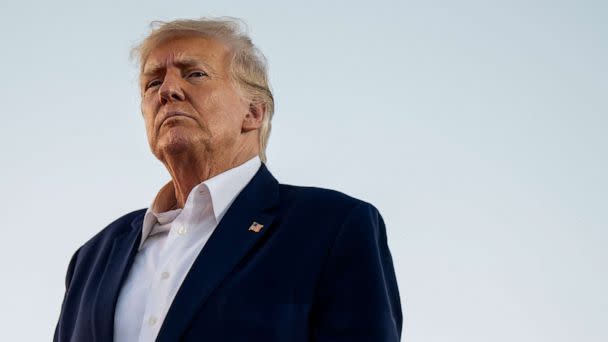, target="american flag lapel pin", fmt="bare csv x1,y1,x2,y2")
248,221,264,233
